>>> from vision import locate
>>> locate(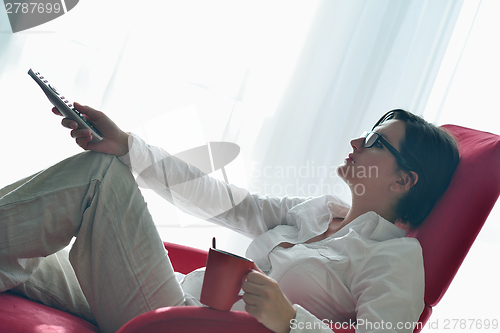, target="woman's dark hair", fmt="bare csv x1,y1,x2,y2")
373,109,460,228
